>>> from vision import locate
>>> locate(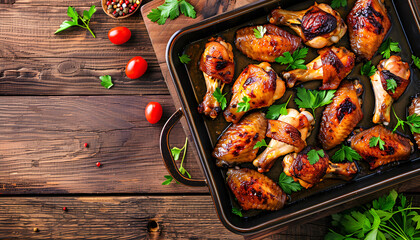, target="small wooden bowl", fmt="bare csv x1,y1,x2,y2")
102,0,142,19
